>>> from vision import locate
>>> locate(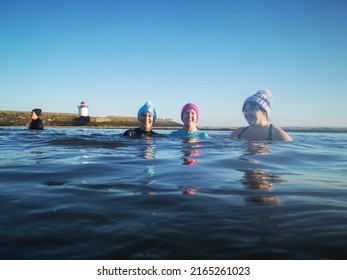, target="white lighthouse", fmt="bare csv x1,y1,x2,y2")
78,101,89,117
